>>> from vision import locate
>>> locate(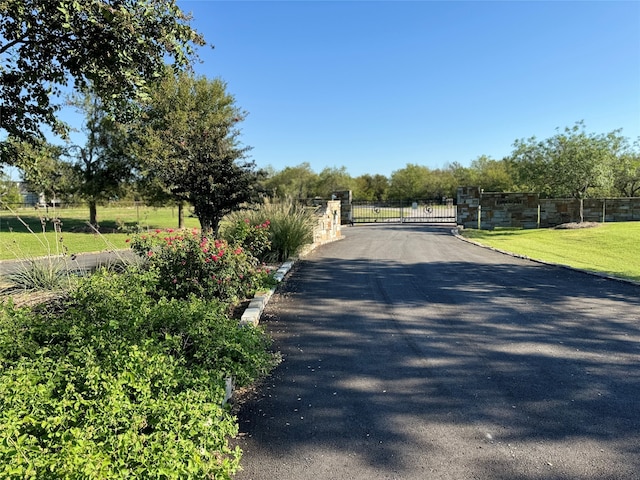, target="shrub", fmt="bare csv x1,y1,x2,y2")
129,228,268,304
64,269,276,385
221,217,272,259
0,344,241,479
0,269,277,479
221,199,317,262
0,300,40,363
